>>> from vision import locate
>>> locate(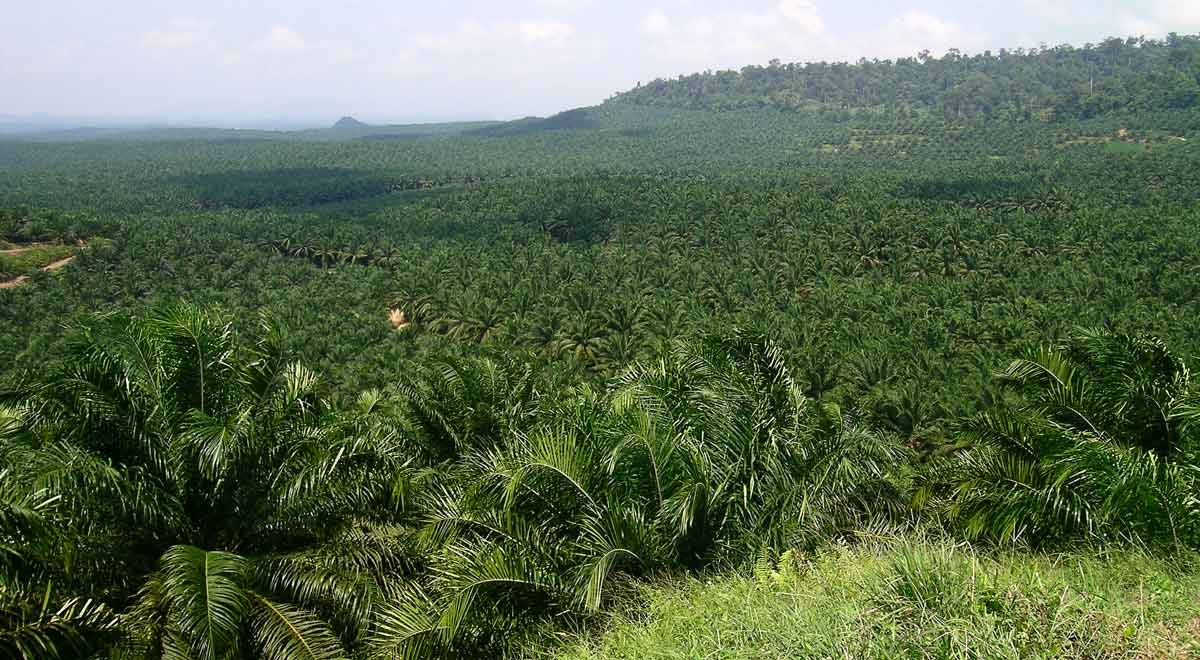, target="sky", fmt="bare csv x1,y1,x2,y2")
3,0,1200,127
